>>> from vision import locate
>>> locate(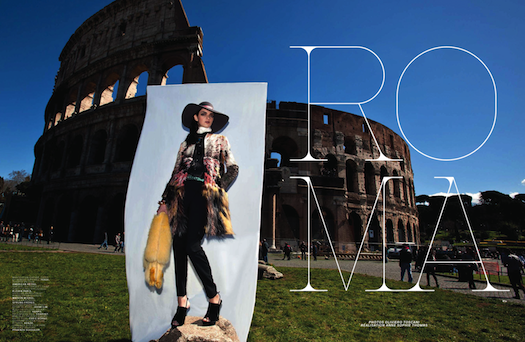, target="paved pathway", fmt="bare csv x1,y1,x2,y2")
269,252,525,305
1,239,125,255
